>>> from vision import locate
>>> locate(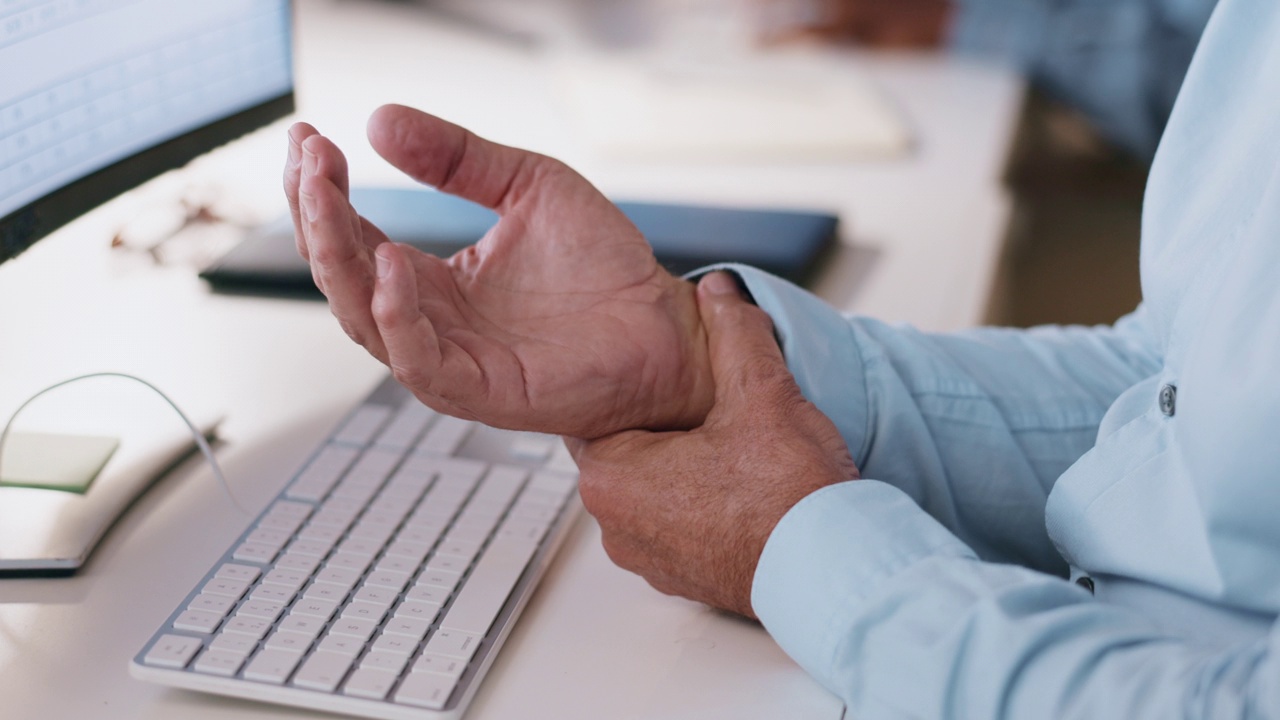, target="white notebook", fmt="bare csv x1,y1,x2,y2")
555,49,913,161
